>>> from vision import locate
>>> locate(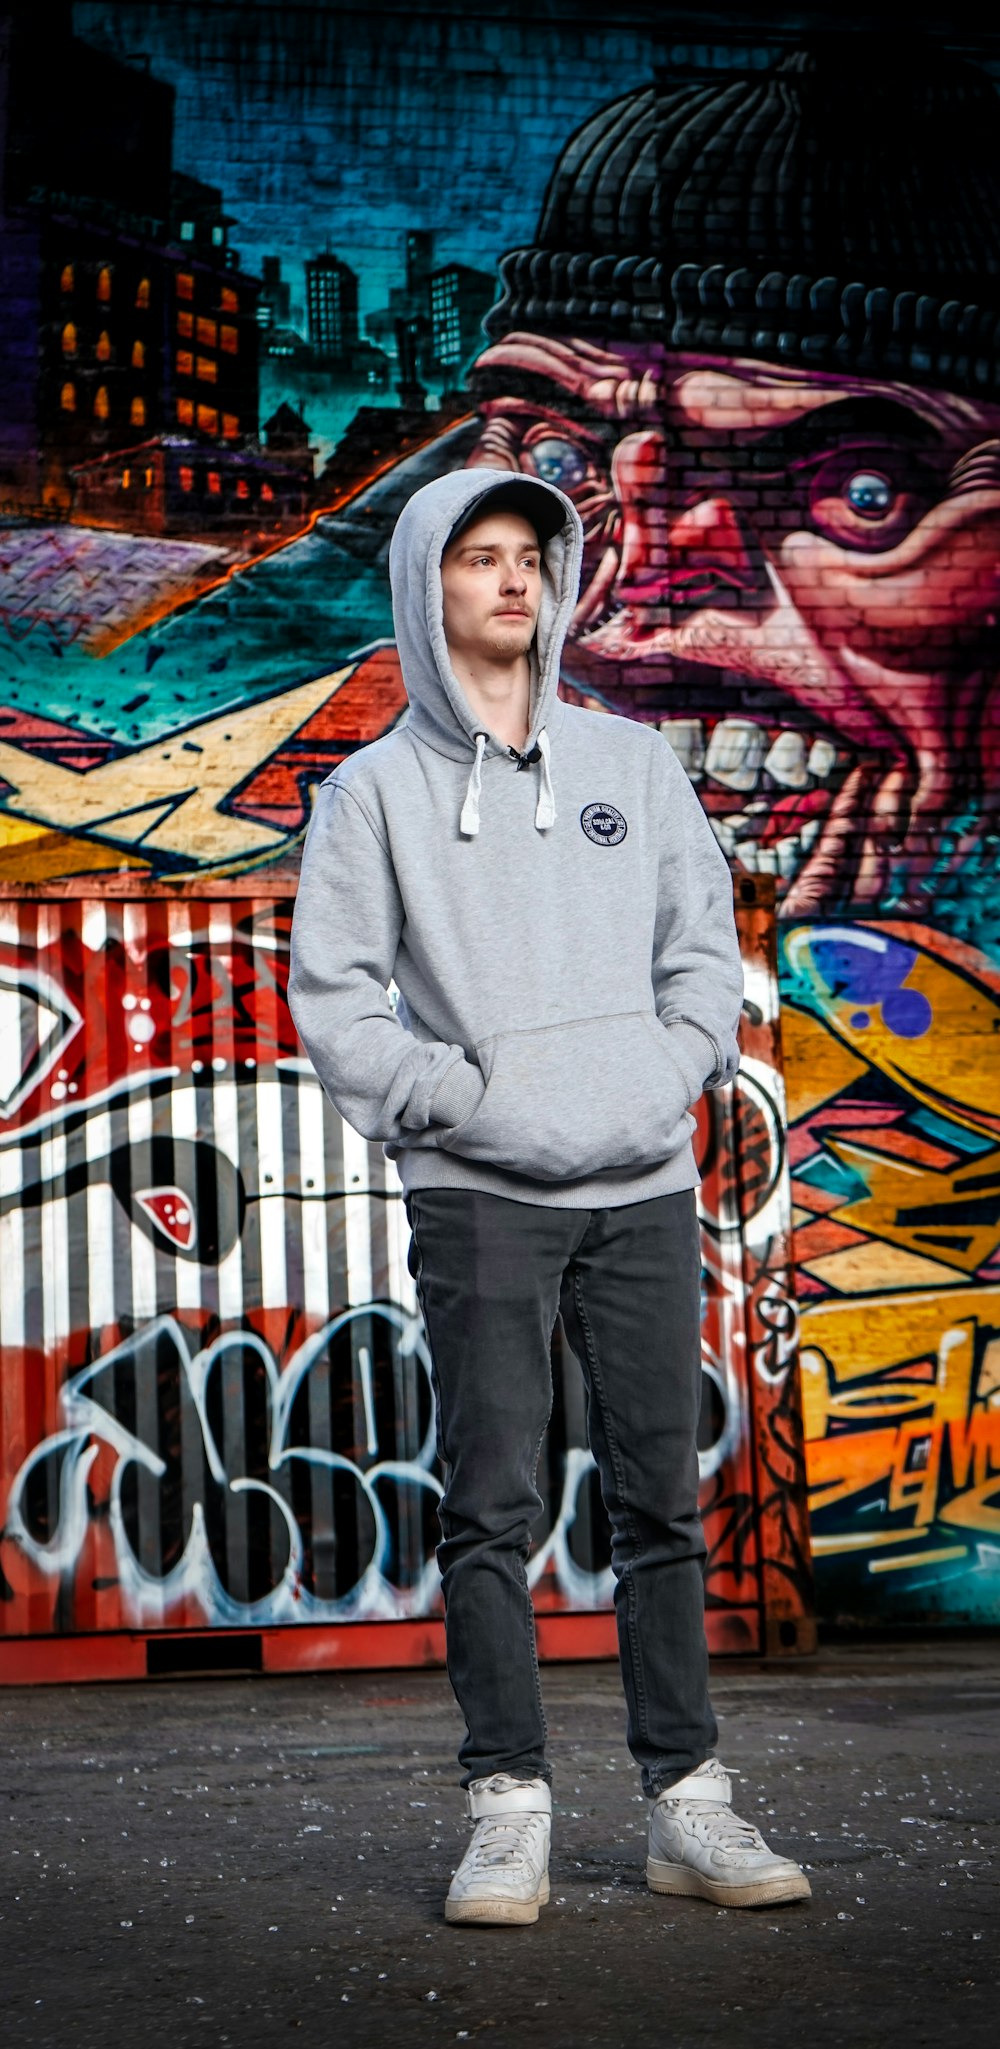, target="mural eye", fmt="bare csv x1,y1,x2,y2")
524,436,588,492
806,449,927,552
845,471,893,517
